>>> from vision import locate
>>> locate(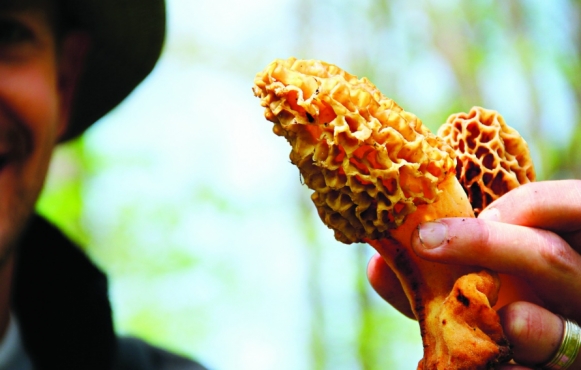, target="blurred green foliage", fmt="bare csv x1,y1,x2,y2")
36,139,89,248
